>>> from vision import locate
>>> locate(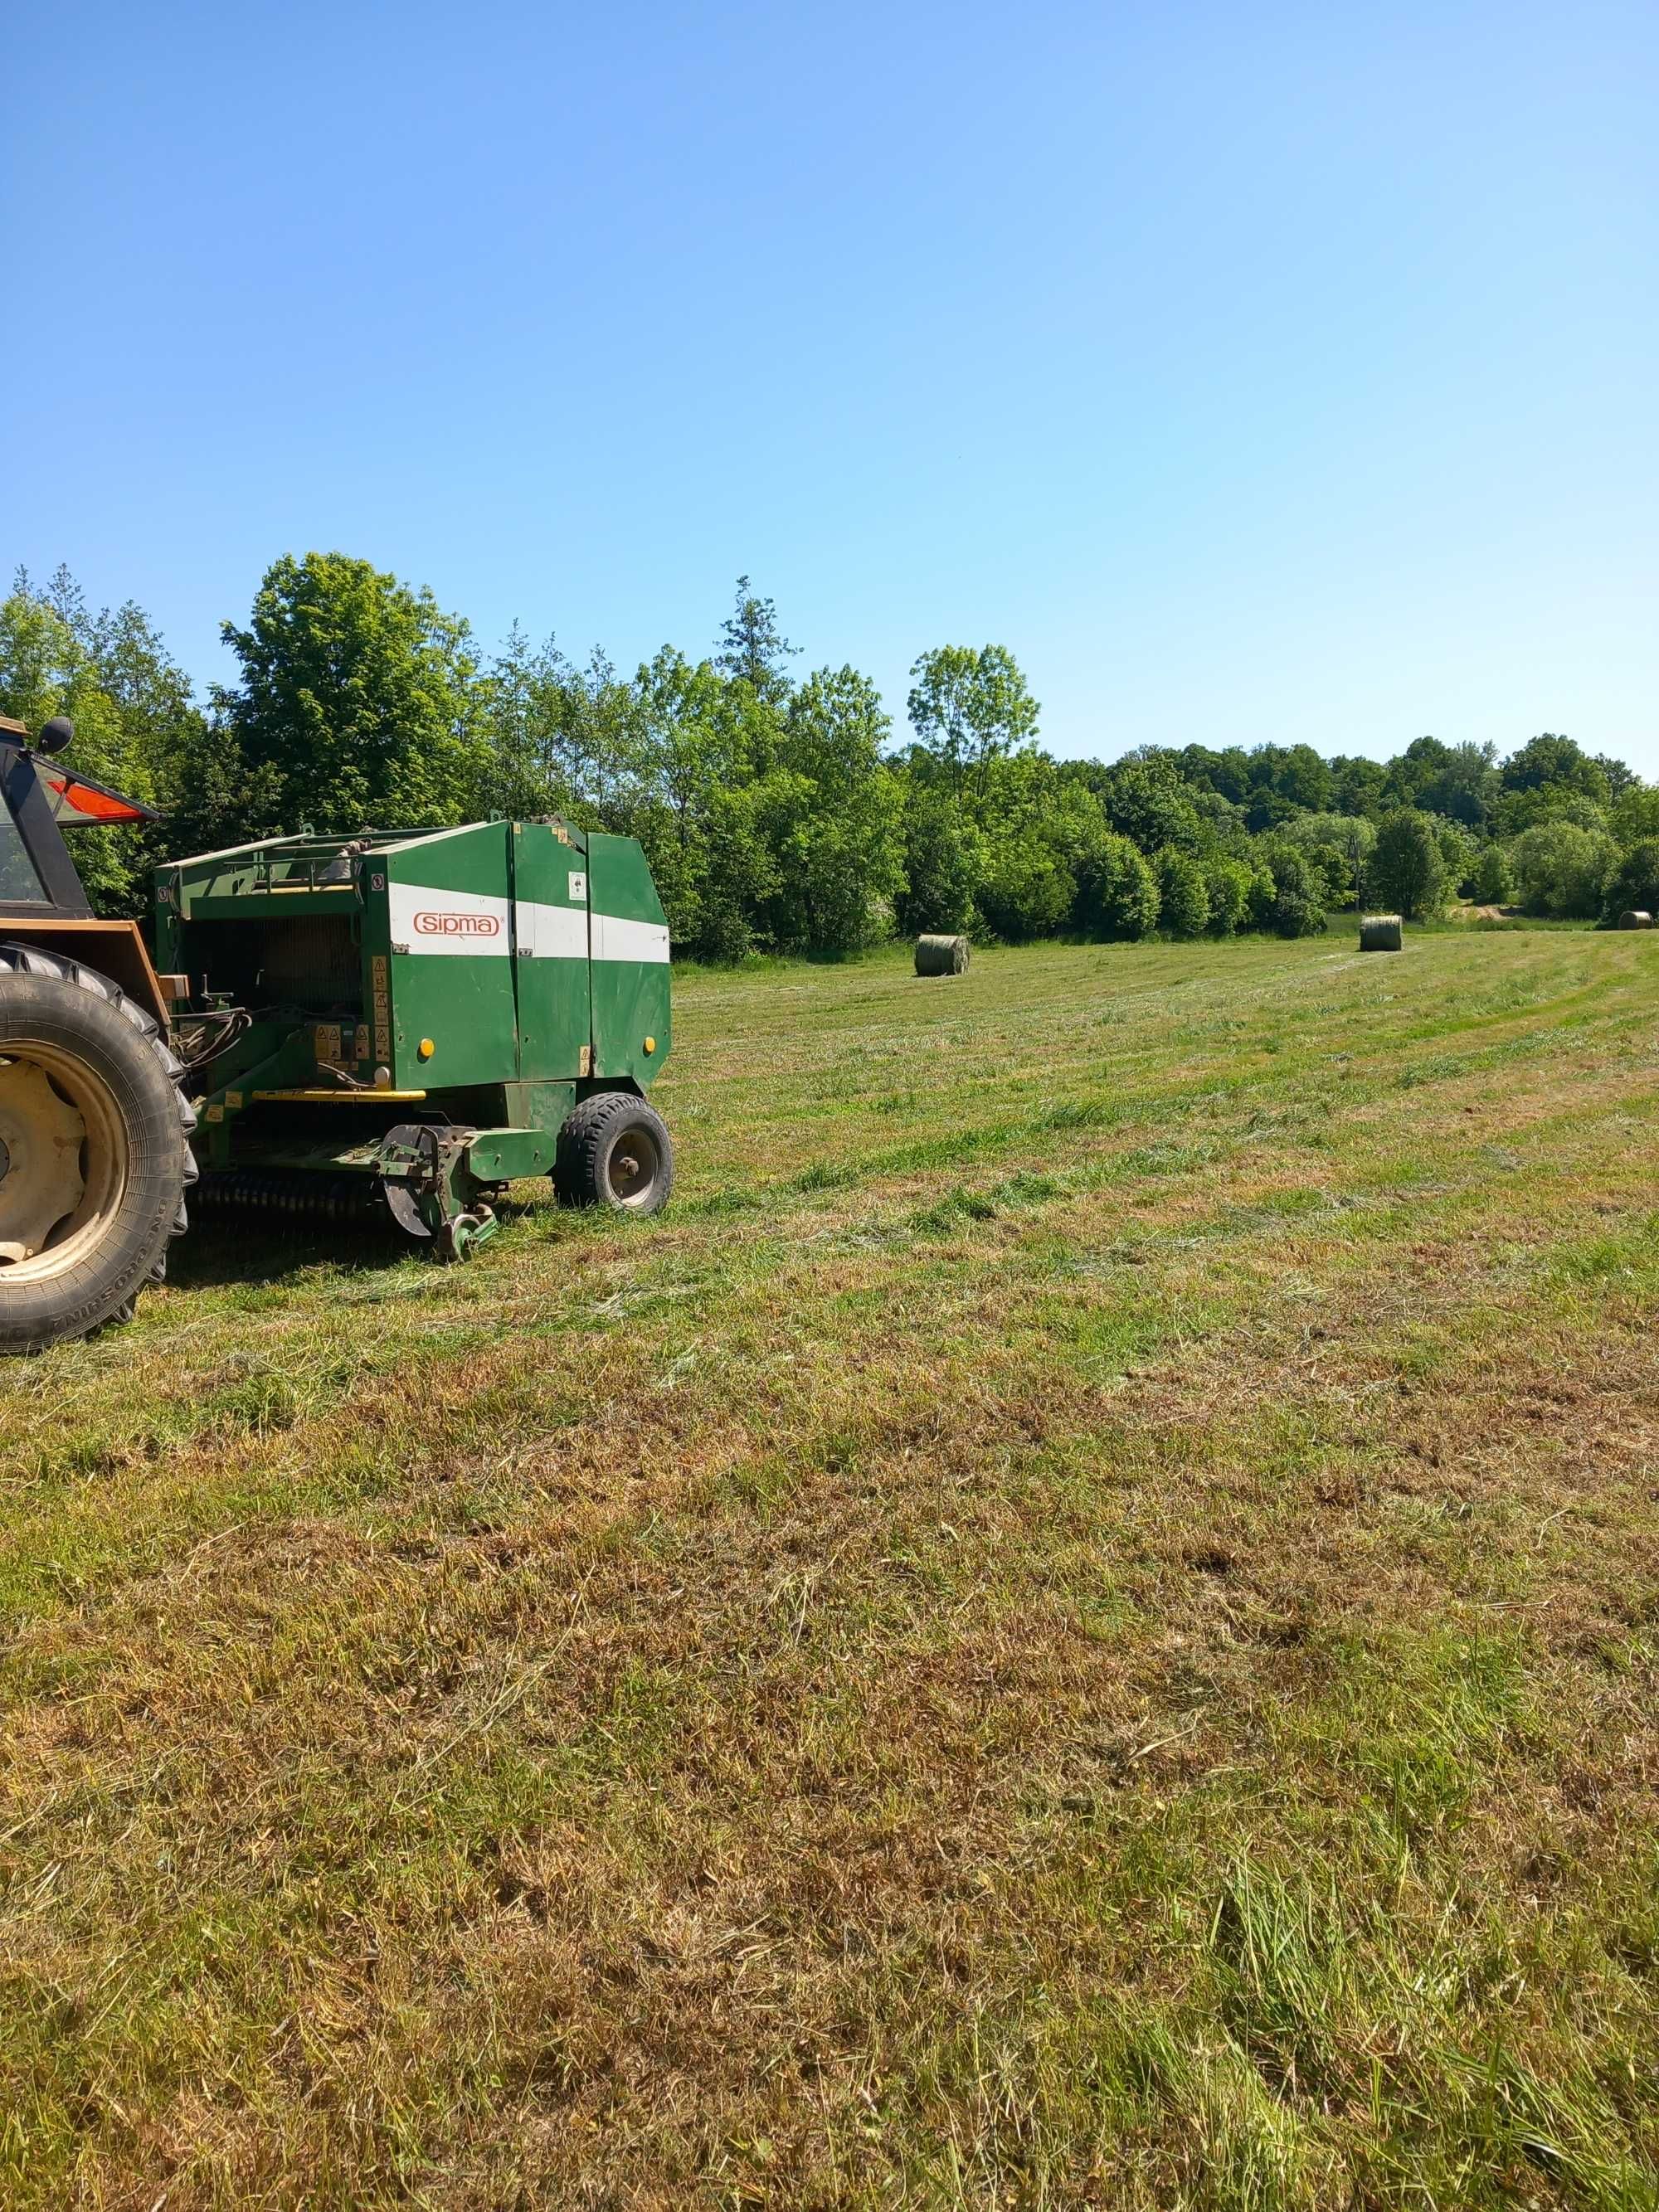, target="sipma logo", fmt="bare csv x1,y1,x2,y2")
413,910,501,937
